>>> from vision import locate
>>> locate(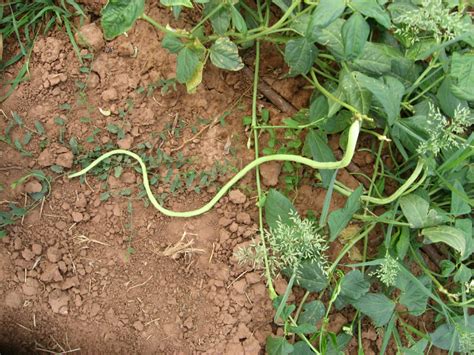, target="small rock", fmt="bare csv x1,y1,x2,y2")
117,42,135,57
13,237,22,250
245,272,261,285
46,246,62,263
55,150,74,168
133,321,144,331
232,279,247,294
22,278,40,296
21,248,35,261
229,222,238,233
71,211,83,223
183,317,193,330
236,212,251,225
327,313,347,334
219,217,232,227
31,243,42,255
117,135,134,150
48,289,69,314
24,180,43,194
40,263,63,283
75,193,87,208
121,172,135,184
90,303,101,317
55,221,67,231
102,88,118,102
228,190,246,204
38,149,55,167
61,276,80,290
75,23,104,51
235,323,252,340
5,291,23,308
260,162,281,187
